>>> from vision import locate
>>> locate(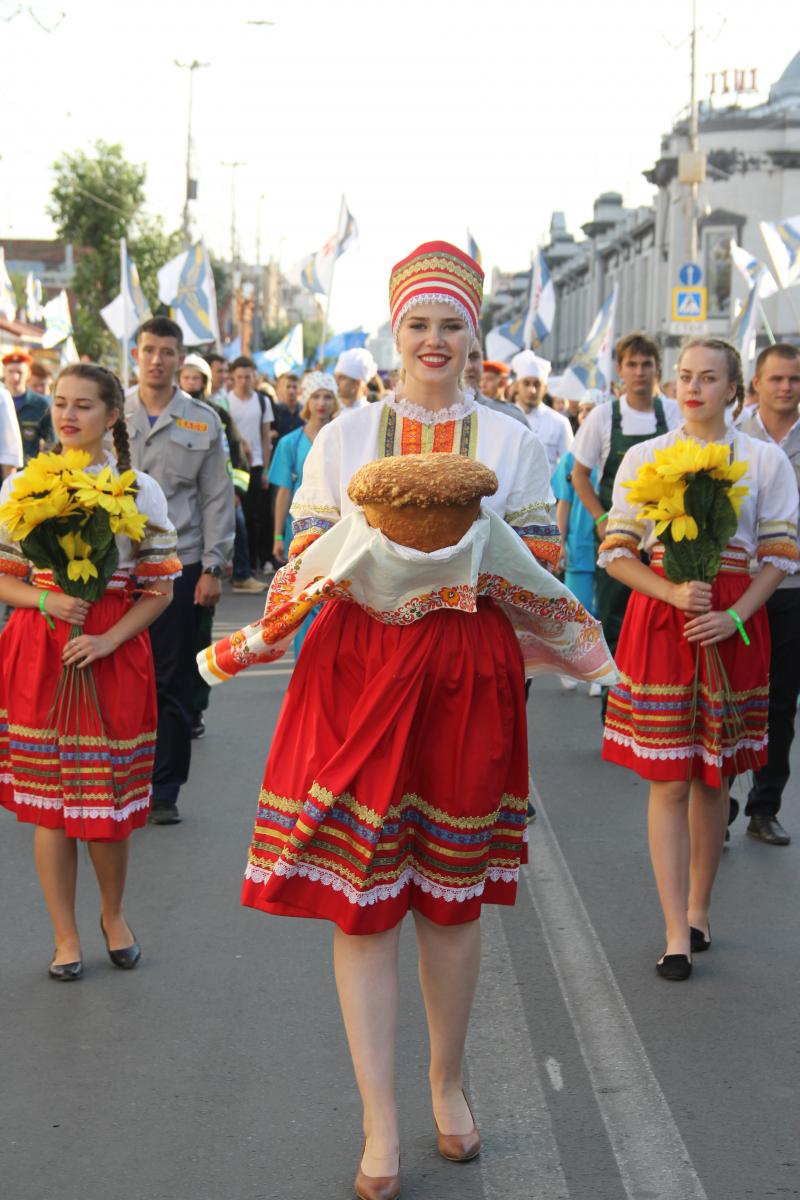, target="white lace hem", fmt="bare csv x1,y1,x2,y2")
597,547,638,568
6,790,150,821
244,859,519,907
603,726,766,767
386,393,475,426
761,555,799,574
